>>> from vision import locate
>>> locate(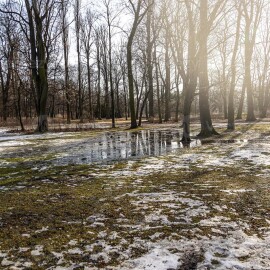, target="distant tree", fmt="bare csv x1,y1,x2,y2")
257,4,270,118
126,0,150,129
227,2,242,130
243,0,262,121
146,0,154,122
74,0,83,122
61,0,71,124
81,9,95,121
0,11,16,122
